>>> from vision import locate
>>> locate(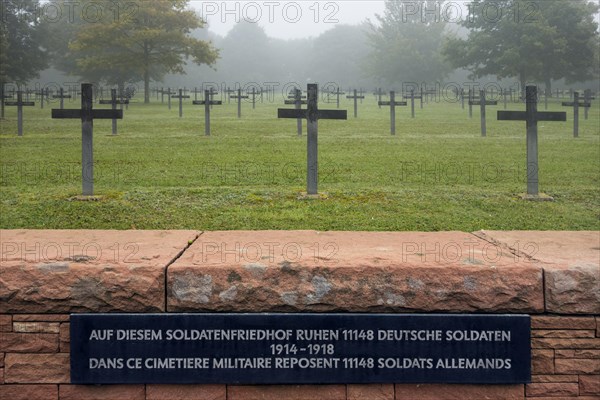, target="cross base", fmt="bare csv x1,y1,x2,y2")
68,195,104,202
296,192,328,200
519,193,554,202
